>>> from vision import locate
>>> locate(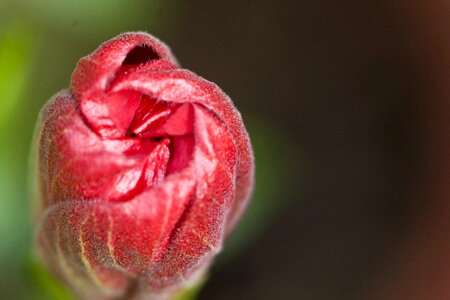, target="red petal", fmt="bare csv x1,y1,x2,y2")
34,32,254,299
